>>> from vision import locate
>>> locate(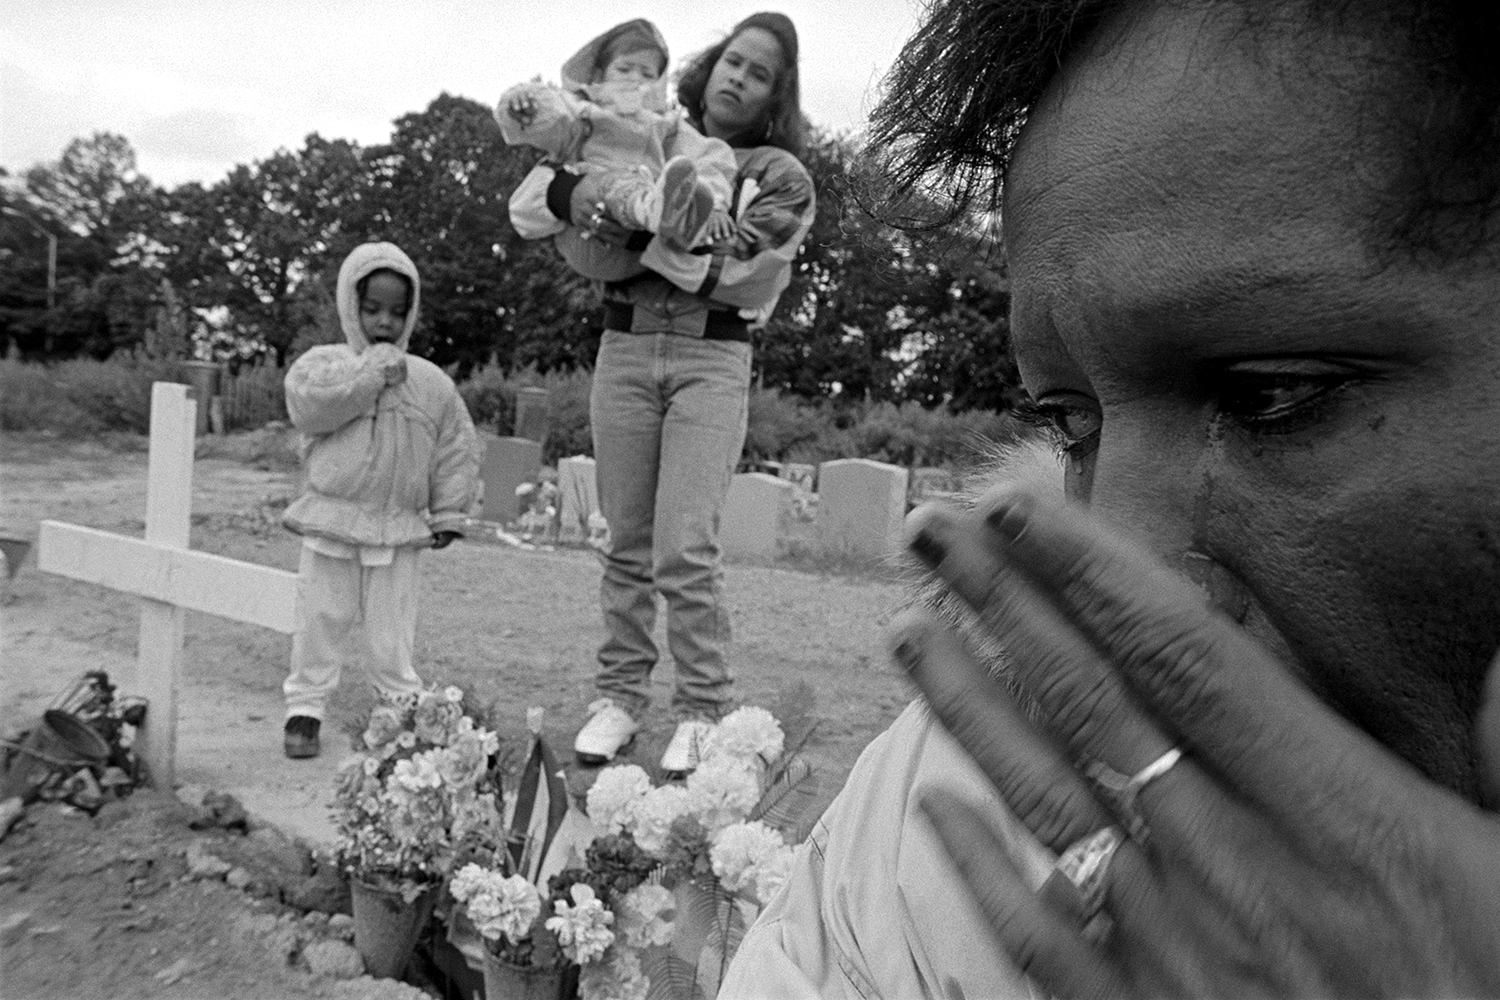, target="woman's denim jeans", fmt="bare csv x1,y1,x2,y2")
590,329,751,719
